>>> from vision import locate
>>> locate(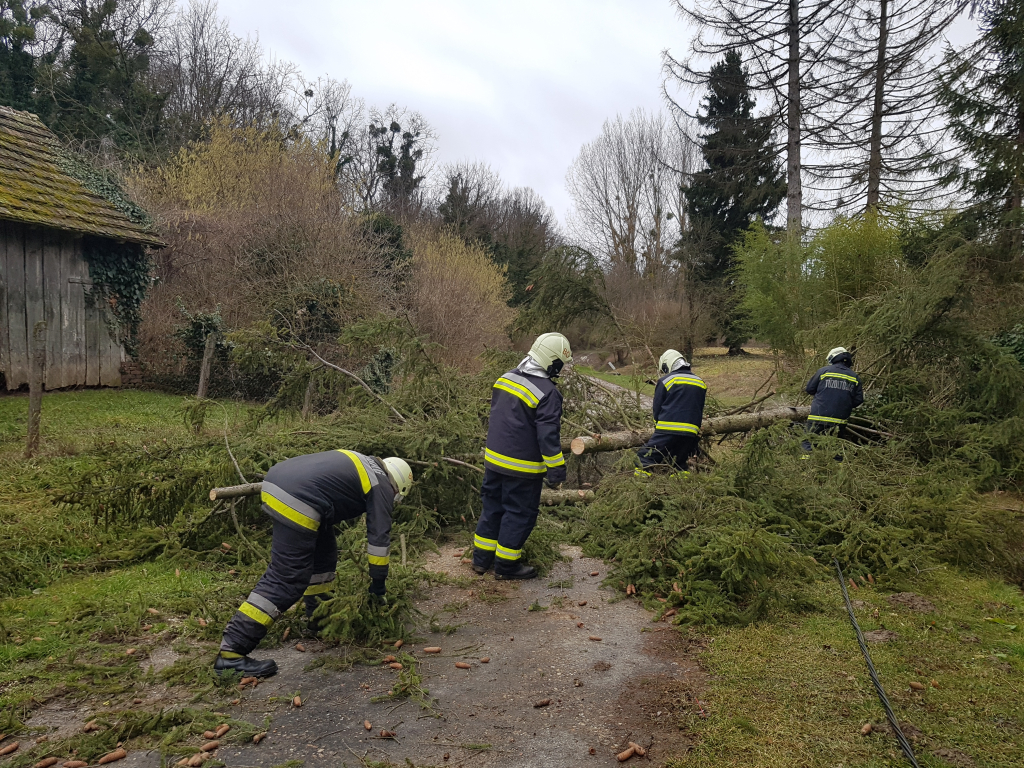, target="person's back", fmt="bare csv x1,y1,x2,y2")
474,333,571,581
805,349,863,427
637,350,706,474
652,368,707,436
